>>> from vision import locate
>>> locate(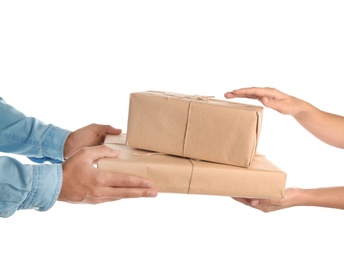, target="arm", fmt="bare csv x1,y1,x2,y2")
225,87,344,211
0,146,157,218
0,97,157,218
233,187,344,212
225,87,344,149
58,145,158,204
0,156,62,218
0,97,70,163
0,97,124,162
